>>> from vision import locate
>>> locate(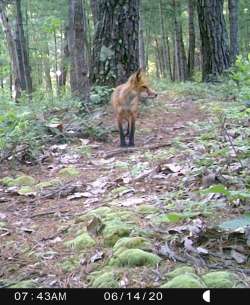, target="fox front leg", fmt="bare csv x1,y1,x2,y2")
118,121,127,147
